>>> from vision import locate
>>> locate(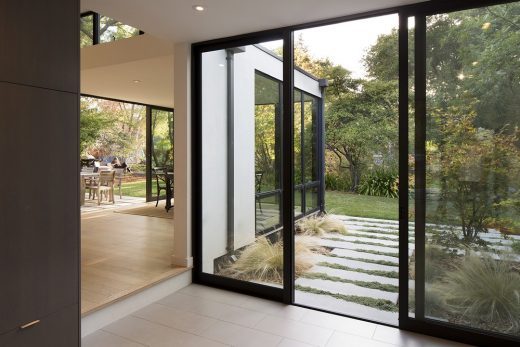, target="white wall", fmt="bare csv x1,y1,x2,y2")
201,50,229,273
